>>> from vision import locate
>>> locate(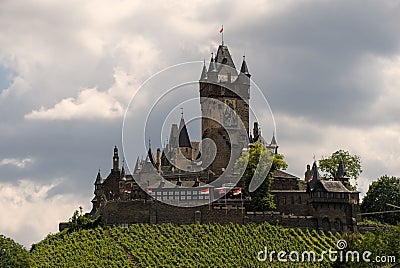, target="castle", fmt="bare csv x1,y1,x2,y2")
86,39,361,233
